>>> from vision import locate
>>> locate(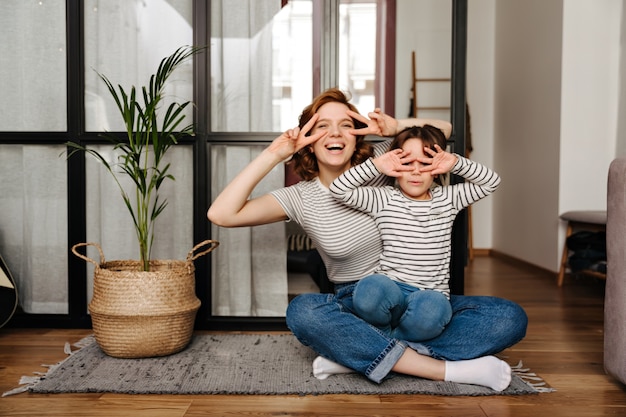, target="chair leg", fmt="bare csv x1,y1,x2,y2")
557,223,573,286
